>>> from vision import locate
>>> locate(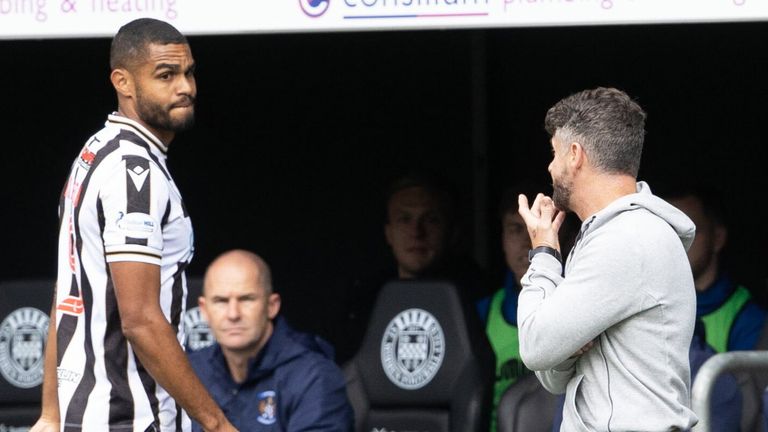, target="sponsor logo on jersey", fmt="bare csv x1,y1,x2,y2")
182,307,214,351
77,147,96,170
380,308,444,390
57,296,84,316
0,307,49,388
127,165,149,191
256,390,278,425
115,211,157,238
